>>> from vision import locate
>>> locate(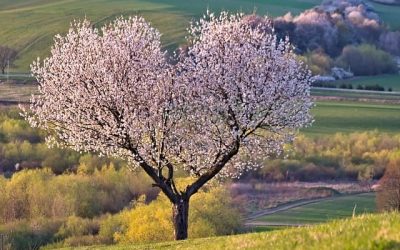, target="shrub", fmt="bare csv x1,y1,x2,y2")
56,215,99,239
379,31,400,56
0,218,62,250
61,235,106,248
252,132,400,182
376,155,400,211
114,185,241,244
0,168,154,223
298,50,334,75
97,214,124,244
336,44,397,75
312,81,337,88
